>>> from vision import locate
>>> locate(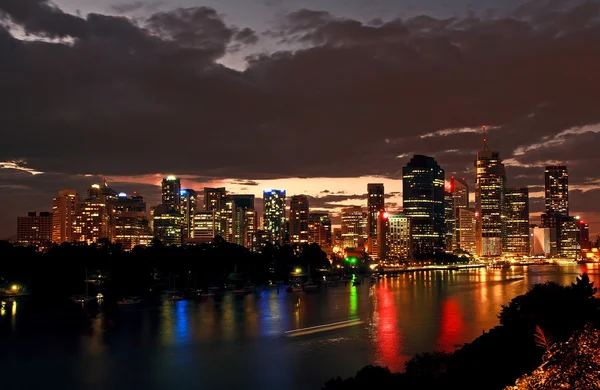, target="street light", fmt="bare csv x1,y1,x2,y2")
295,268,302,274
11,285,18,292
